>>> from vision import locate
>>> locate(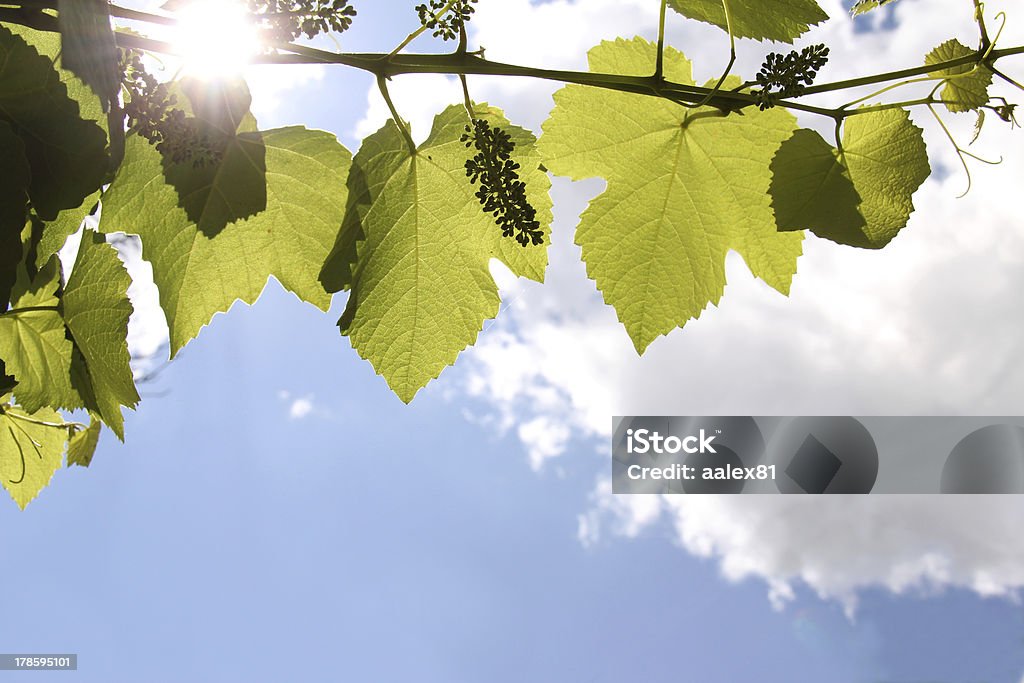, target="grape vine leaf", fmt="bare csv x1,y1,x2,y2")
0,25,108,220
35,190,100,270
62,232,140,440
101,122,352,354
851,0,900,16
925,39,992,114
0,120,29,310
6,22,109,136
667,0,827,43
163,79,268,233
67,414,102,467
539,37,803,353
0,257,81,414
57,0,120,108
0,401,68,509
327,104,550,402
770,109,930,248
